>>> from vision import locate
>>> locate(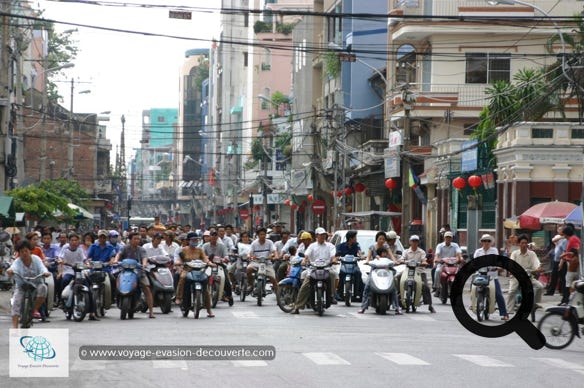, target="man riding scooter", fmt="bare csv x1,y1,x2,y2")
398,235,435,313
433,231,463,297
335,230,363,302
